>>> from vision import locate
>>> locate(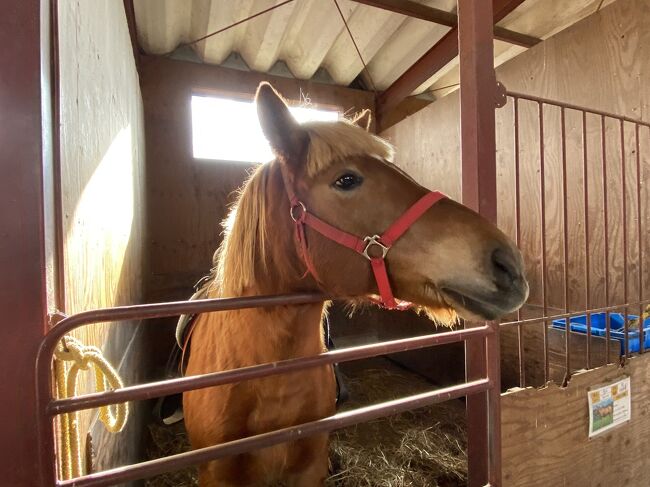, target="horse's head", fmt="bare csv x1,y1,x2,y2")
252,82,528,322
